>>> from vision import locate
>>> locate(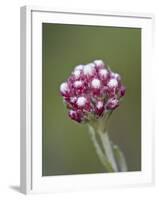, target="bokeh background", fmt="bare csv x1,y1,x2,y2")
42,23,141,176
